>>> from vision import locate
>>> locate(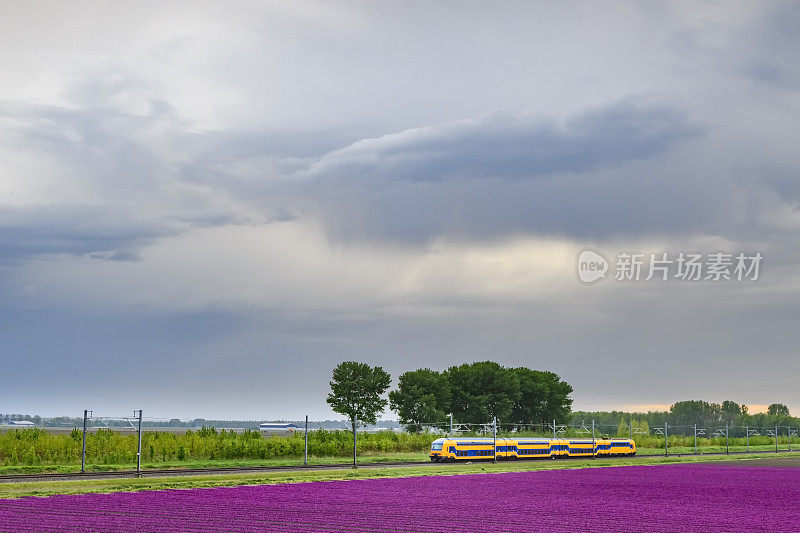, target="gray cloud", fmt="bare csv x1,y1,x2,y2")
0,94,241,262
668,2,800,90
310,99,700,184
1,94,706,260
2,90,793,260
740,3,800,88
297,100,723,242
0,205,158,262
